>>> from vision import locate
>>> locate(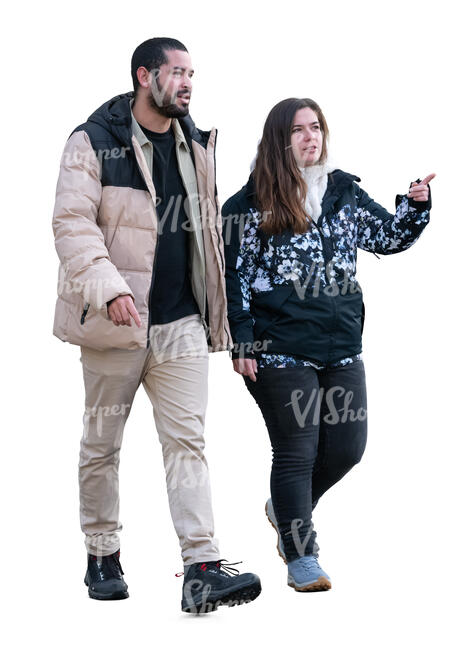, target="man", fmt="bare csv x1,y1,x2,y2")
52,37,261,613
